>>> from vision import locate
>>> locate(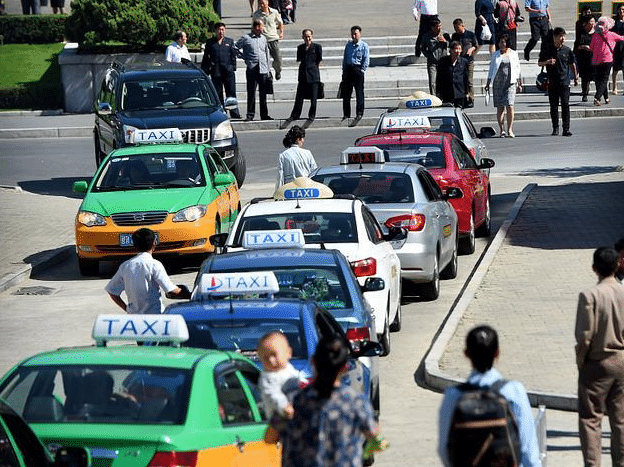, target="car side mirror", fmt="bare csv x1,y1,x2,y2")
214,173,236,186
478,157,495,169
72,181,89,193
478,126,496,138
351,340,383,358
223,97,238,110
384,226,407,242
444,187,463,200
97,102,112,116
209,233,229,248
54,446,92,467
361,277,385,292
